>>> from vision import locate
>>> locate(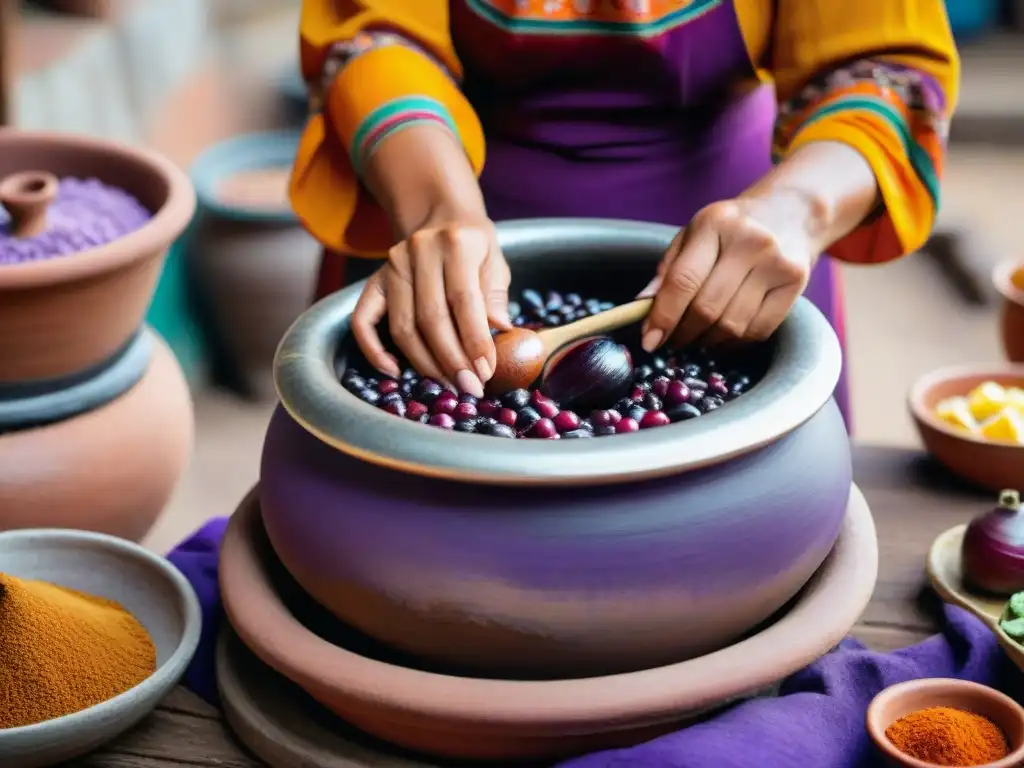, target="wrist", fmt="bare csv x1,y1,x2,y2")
363,122,486,238
743,141,879,252
740,186,832,259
